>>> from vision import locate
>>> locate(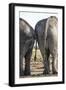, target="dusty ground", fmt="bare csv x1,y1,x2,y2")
21,48,58,78
30,49,44,75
